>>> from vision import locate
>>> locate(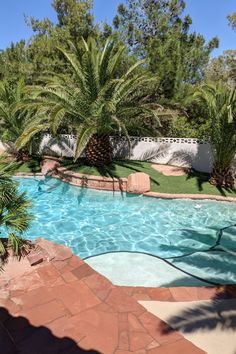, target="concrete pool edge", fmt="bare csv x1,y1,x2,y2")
144,191,236,202
4,237,236,299
15,171,236,202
